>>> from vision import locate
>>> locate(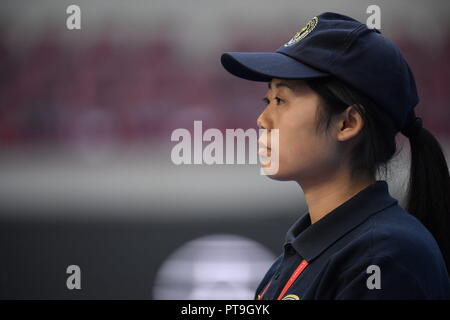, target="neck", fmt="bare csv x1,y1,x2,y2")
299,170,376,224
